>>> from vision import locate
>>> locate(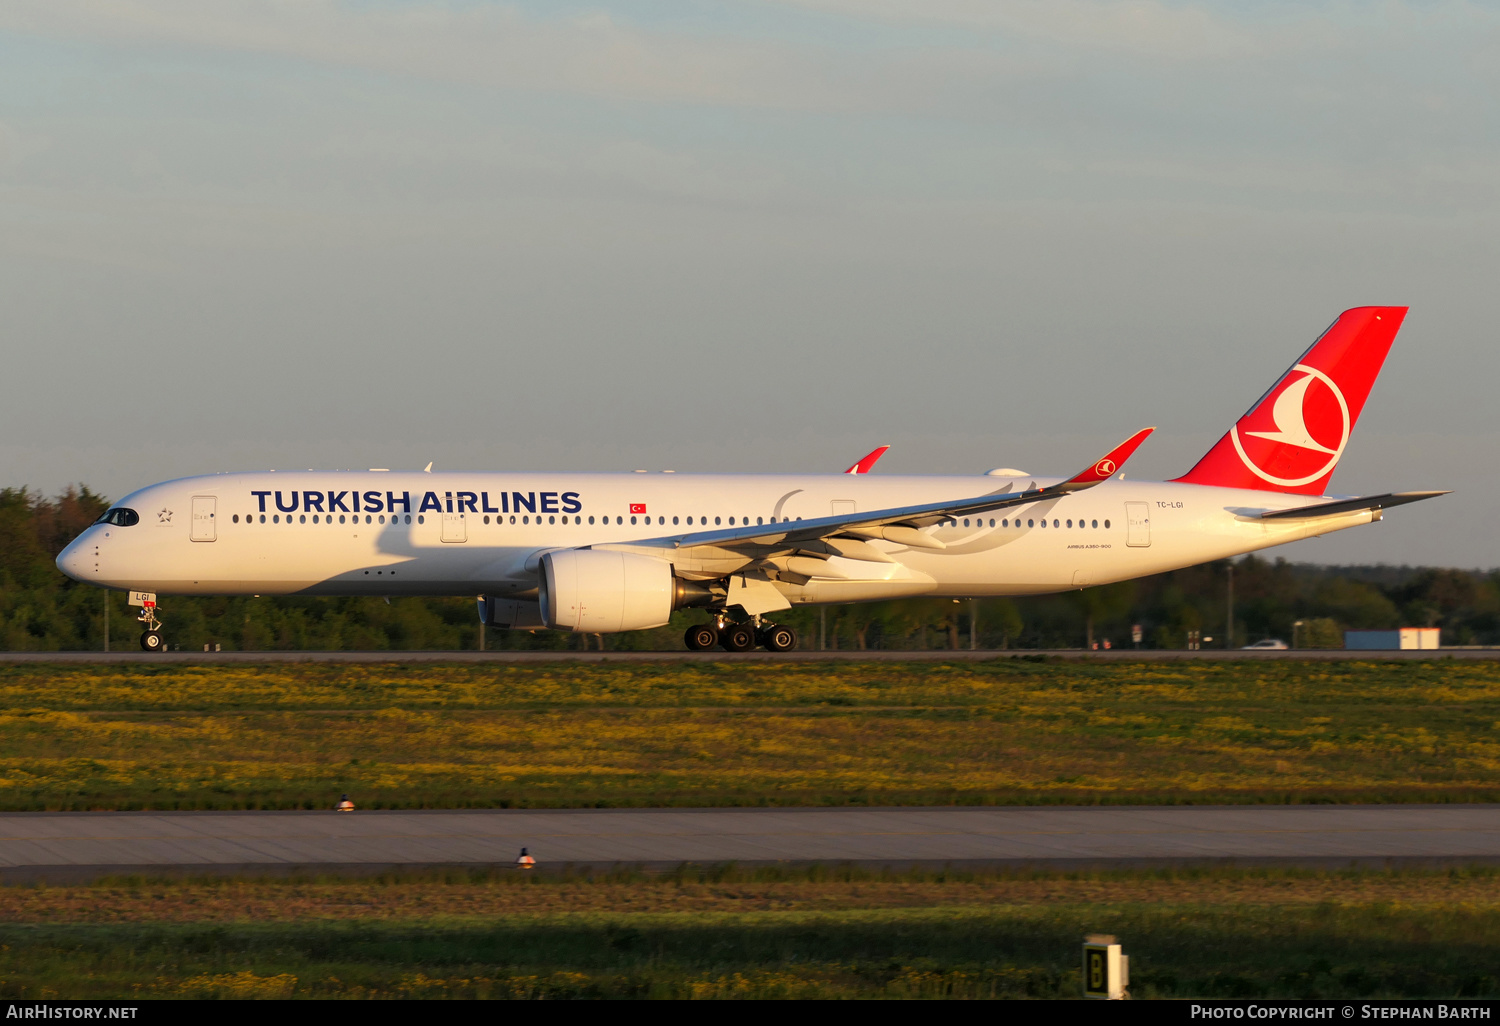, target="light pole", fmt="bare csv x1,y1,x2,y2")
1292,620,1305,649
1226,563,1234,650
